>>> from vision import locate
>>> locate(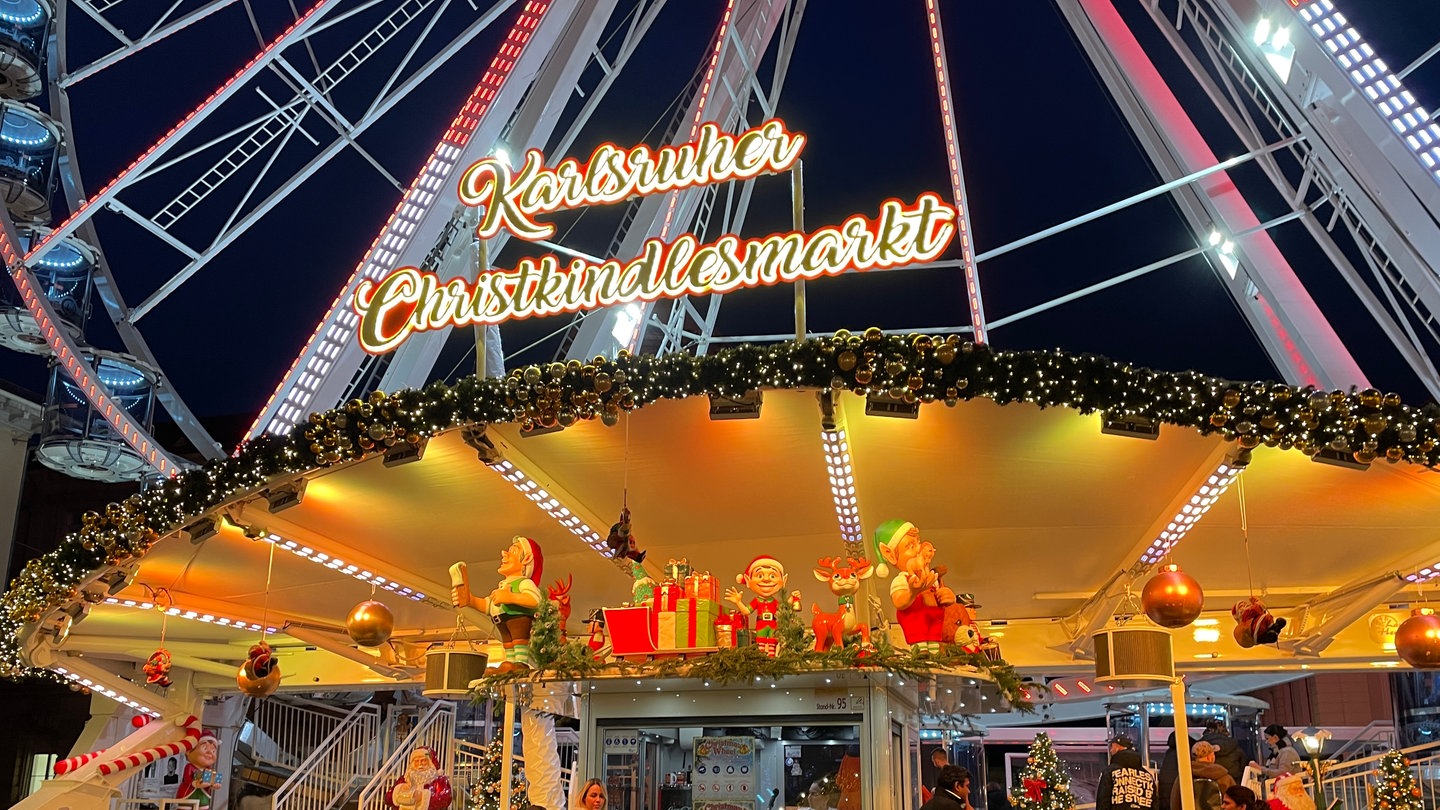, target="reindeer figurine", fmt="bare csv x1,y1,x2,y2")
547,574,573,641
811,556,874,652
